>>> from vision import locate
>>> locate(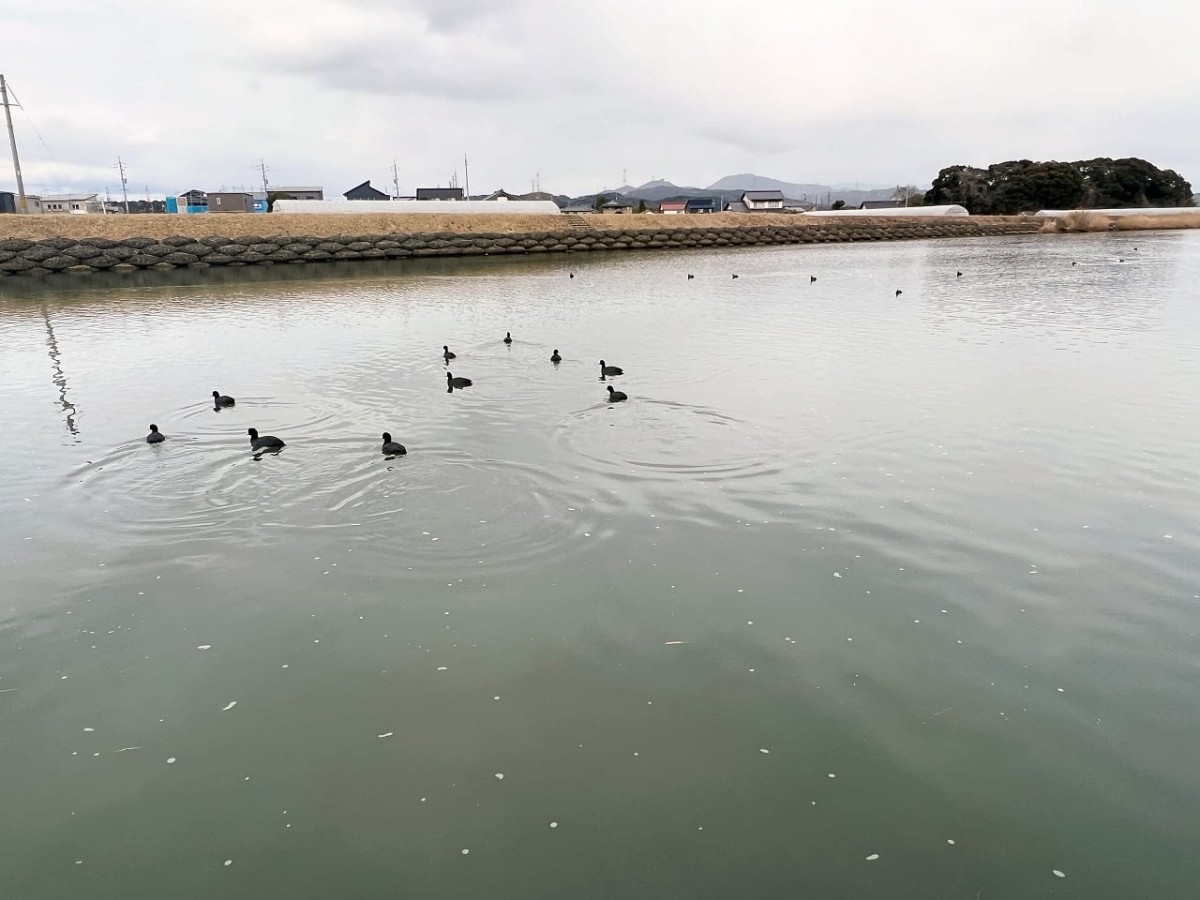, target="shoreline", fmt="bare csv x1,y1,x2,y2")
2,214,1041,279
